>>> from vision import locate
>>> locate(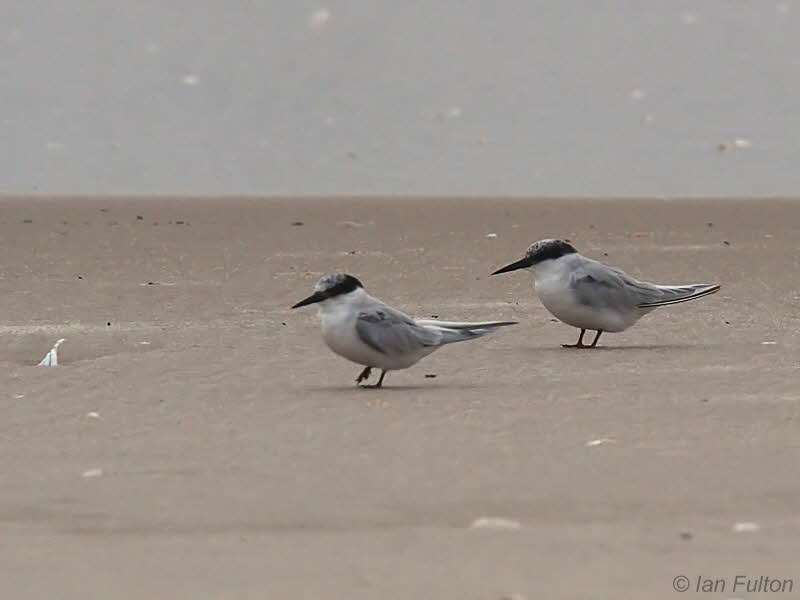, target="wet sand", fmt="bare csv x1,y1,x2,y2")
1,196,799,599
